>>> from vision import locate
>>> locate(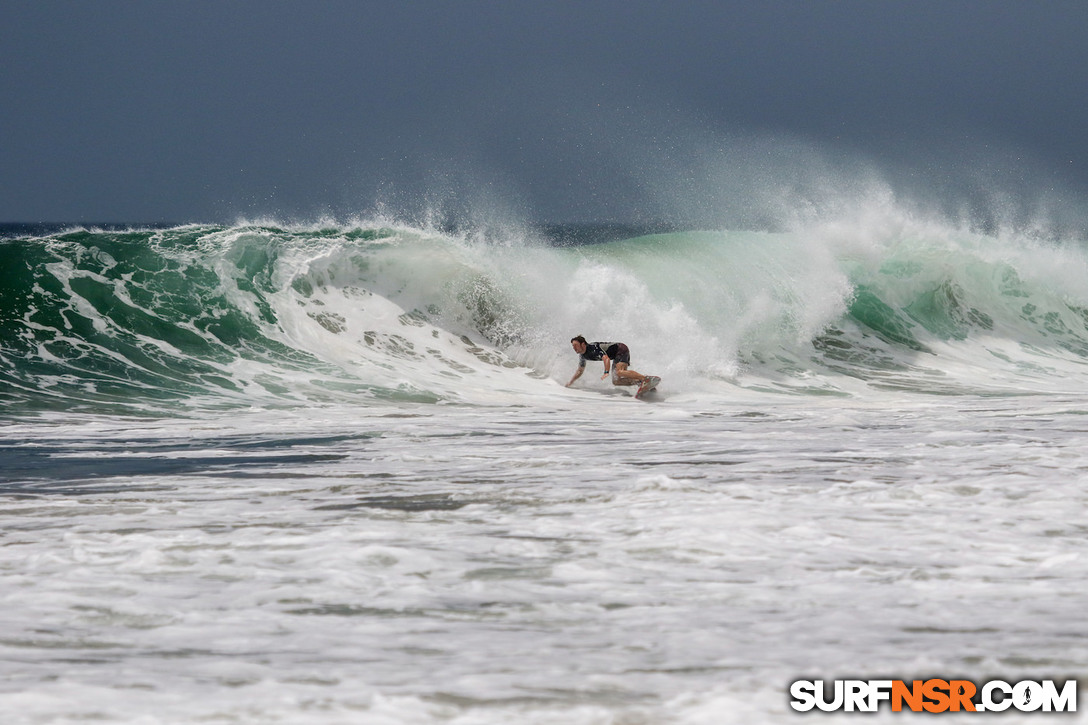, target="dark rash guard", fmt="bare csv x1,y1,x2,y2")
579,342,630,367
